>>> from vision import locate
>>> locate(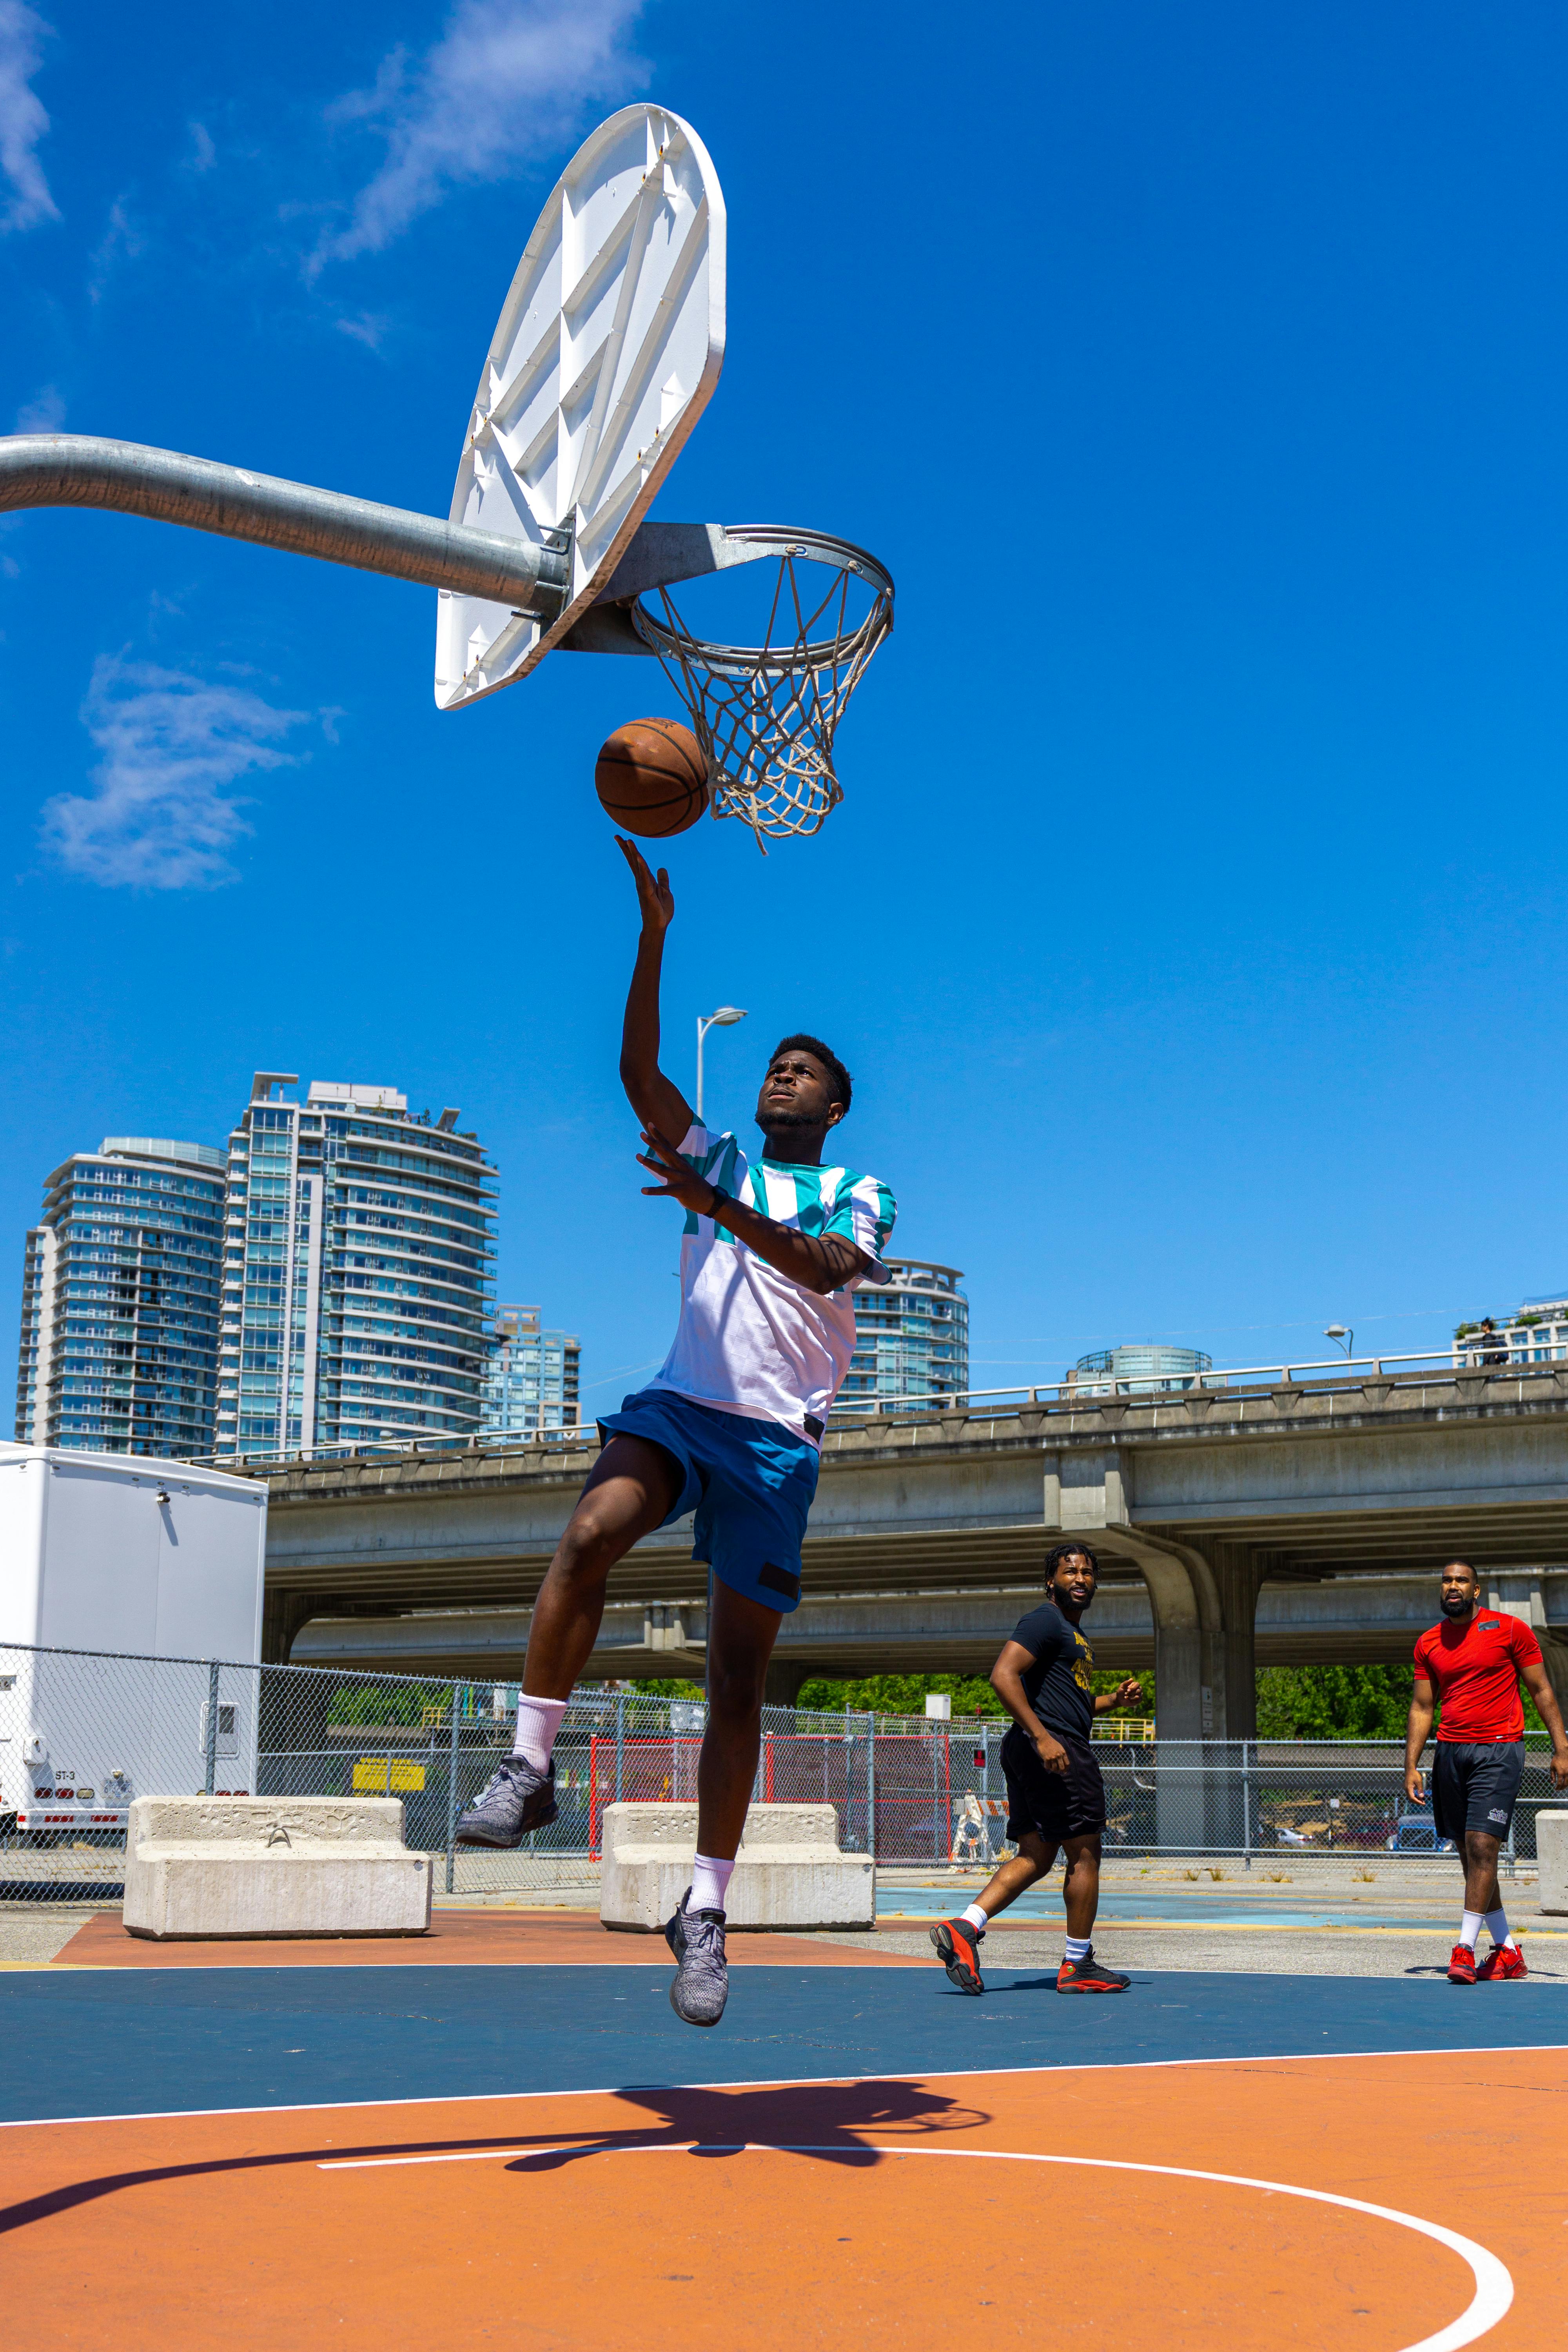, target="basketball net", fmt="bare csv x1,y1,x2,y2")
630,532,893,848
